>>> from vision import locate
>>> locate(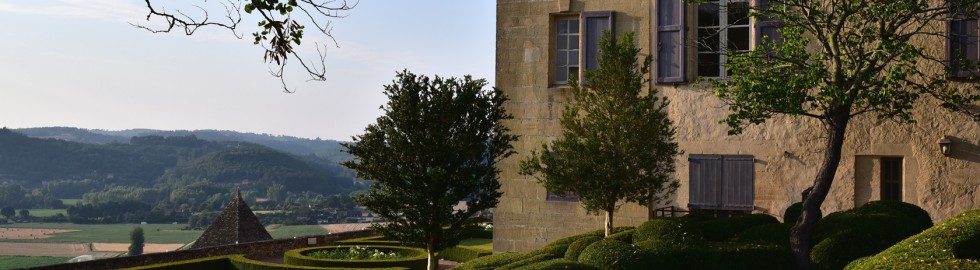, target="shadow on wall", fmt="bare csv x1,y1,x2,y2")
950,137,980,163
